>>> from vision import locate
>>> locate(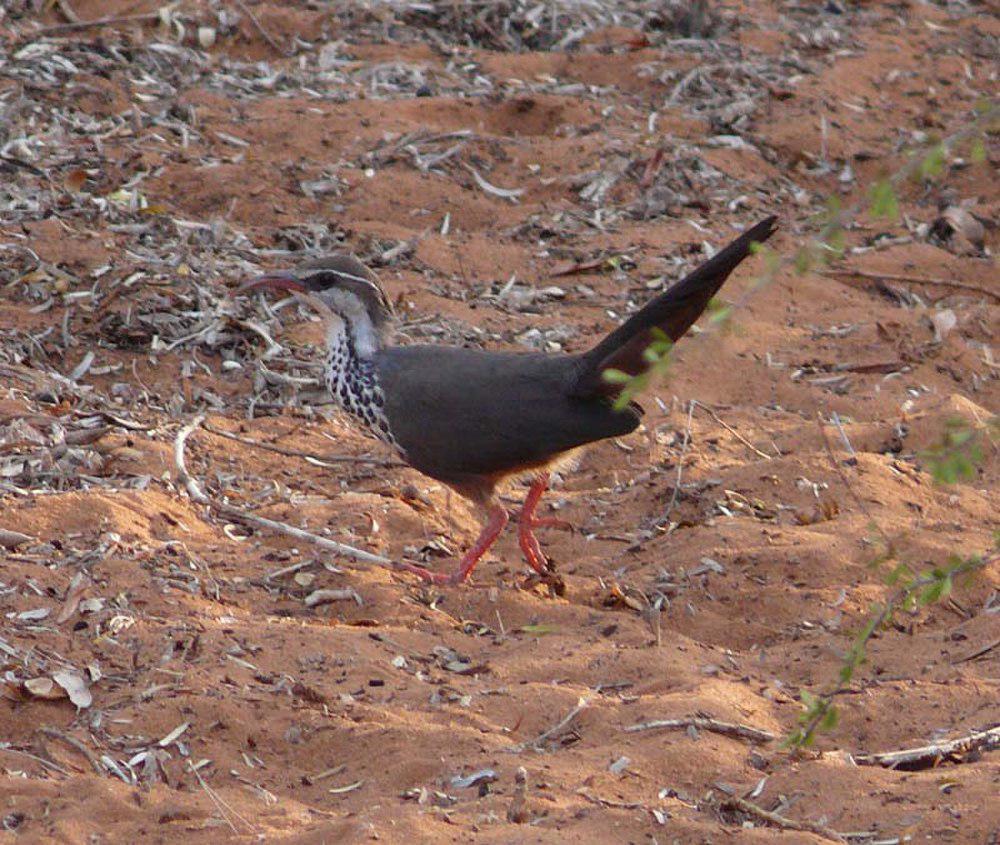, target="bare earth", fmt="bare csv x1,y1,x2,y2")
1,1,997,842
